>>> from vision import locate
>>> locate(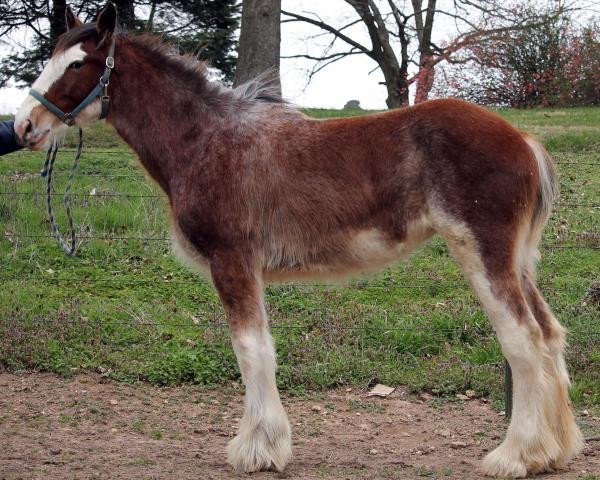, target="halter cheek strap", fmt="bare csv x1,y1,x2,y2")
28,38,116,127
